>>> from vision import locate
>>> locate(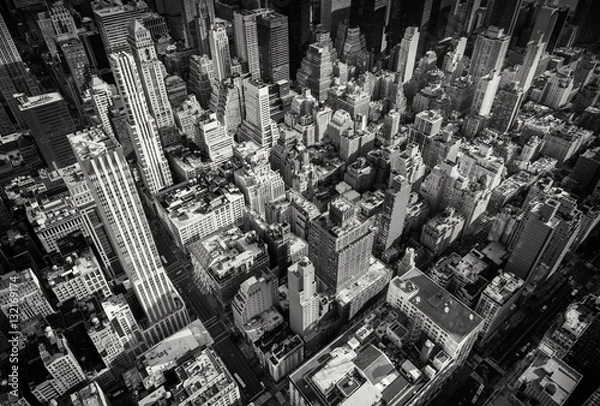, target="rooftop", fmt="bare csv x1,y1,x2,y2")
46,248,101,286
336,257,393,305
155,177,242,226
26,195,79,232
187,227,266,279
68,126,116,162
484,273,524,305
289,303,455,406
169,347,236,405
391,268,483,343
16,92,63,110
517,349,582,406
139,320,213,388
